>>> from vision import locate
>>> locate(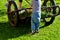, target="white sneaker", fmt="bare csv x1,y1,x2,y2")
31,31,35,35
